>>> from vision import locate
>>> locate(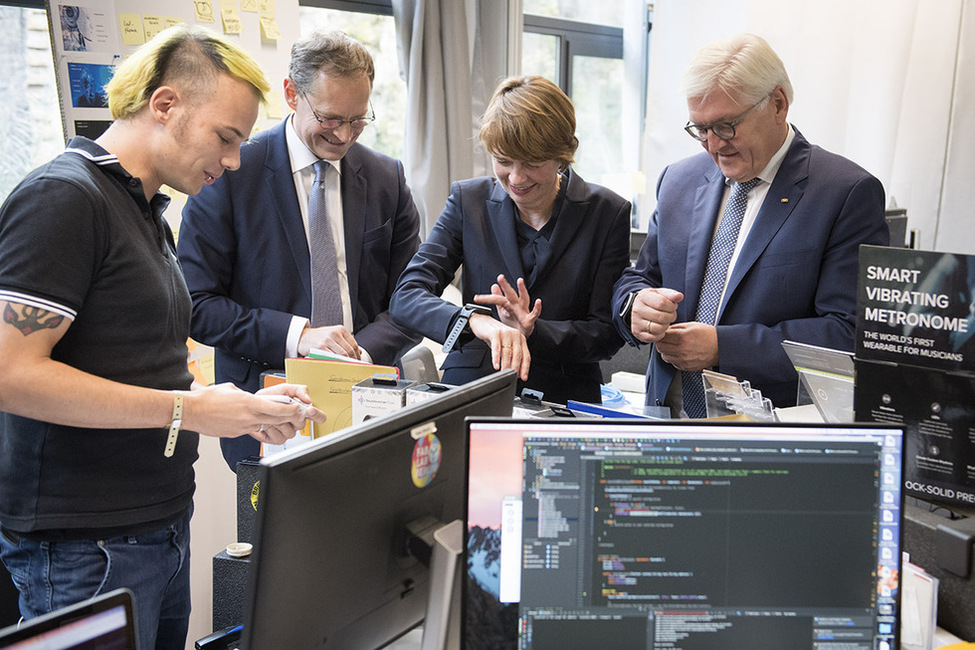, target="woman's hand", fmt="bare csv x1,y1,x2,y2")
474,274,542,338
467,313,531,381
